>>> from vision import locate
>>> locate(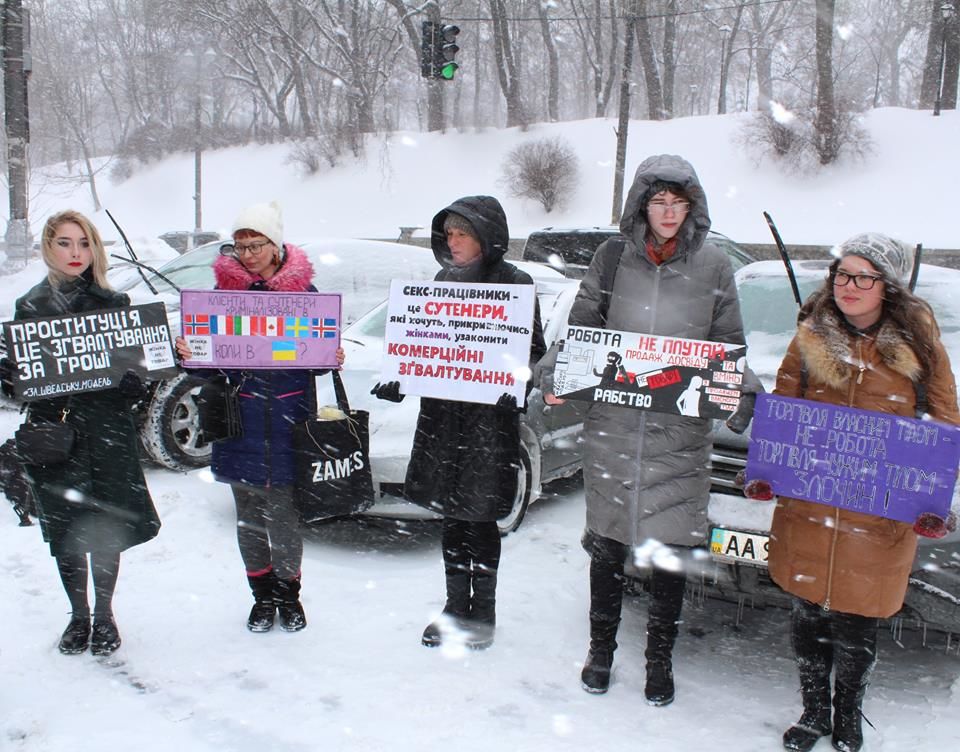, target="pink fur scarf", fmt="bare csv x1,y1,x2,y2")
212,243,315,292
